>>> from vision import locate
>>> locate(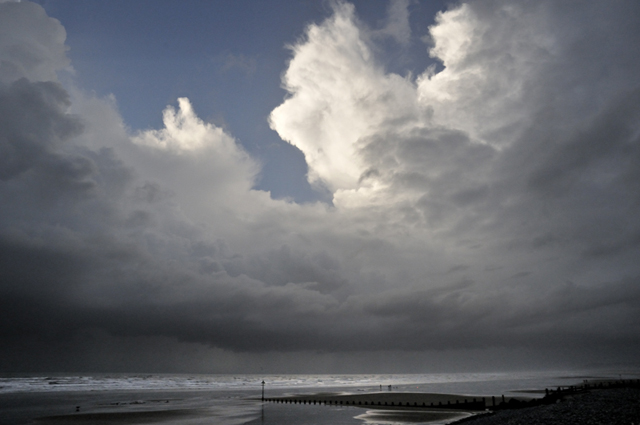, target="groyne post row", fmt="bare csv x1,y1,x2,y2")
262,397,486,411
